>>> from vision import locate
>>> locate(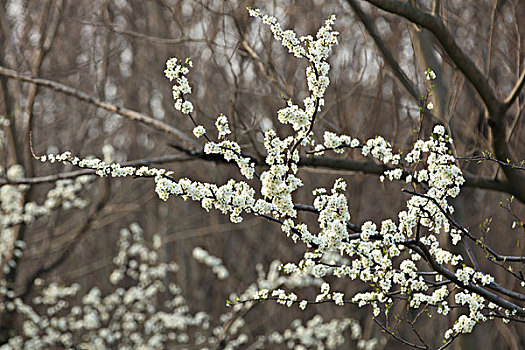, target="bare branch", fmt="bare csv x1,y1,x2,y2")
504,69,525,109
0,66,199,148
346,0,419,100
363,0,503,114
79,20,216,46
373,317,429,349
299,156,515,197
